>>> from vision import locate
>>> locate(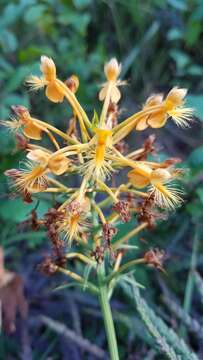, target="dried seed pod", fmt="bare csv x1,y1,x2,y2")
144,248,166,271
113,200,131,222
